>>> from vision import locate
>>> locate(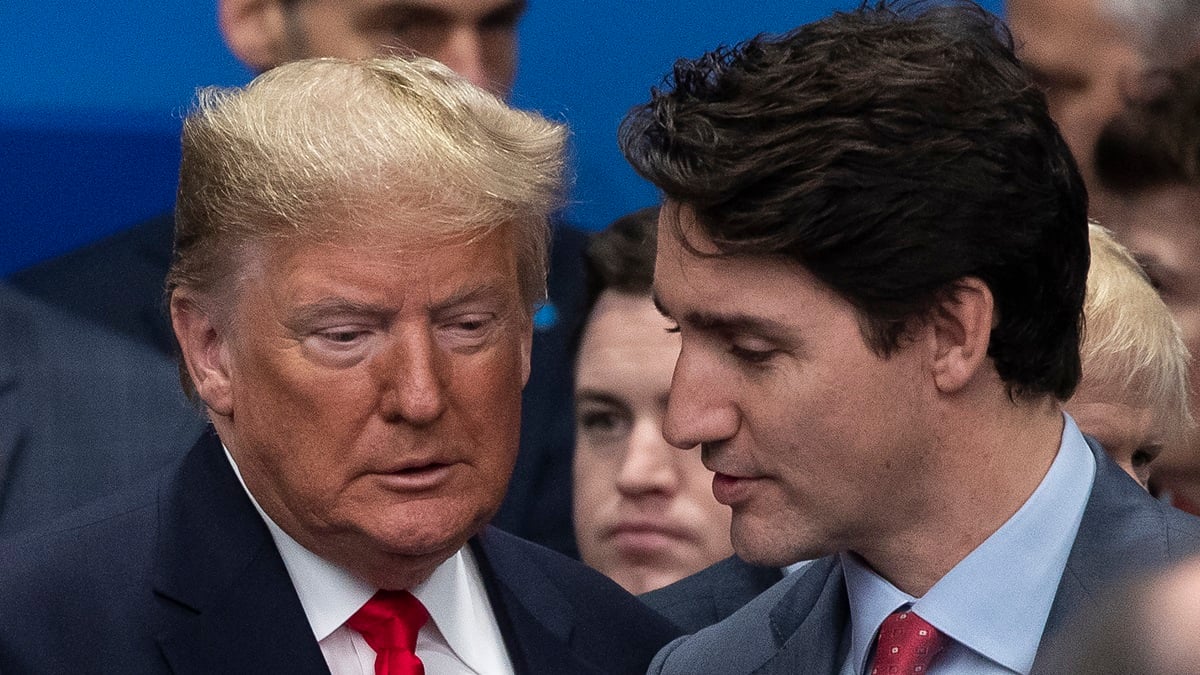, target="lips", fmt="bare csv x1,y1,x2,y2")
372,462,456,492
711,472,760,506
605,519,691,558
